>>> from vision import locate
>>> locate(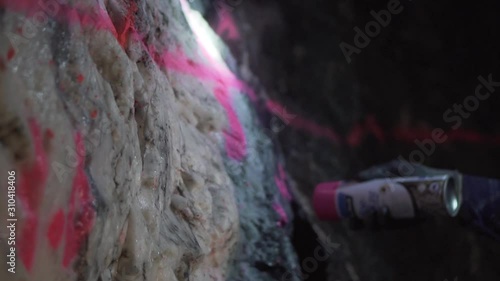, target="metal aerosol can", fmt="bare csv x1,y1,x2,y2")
313,175,462,221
